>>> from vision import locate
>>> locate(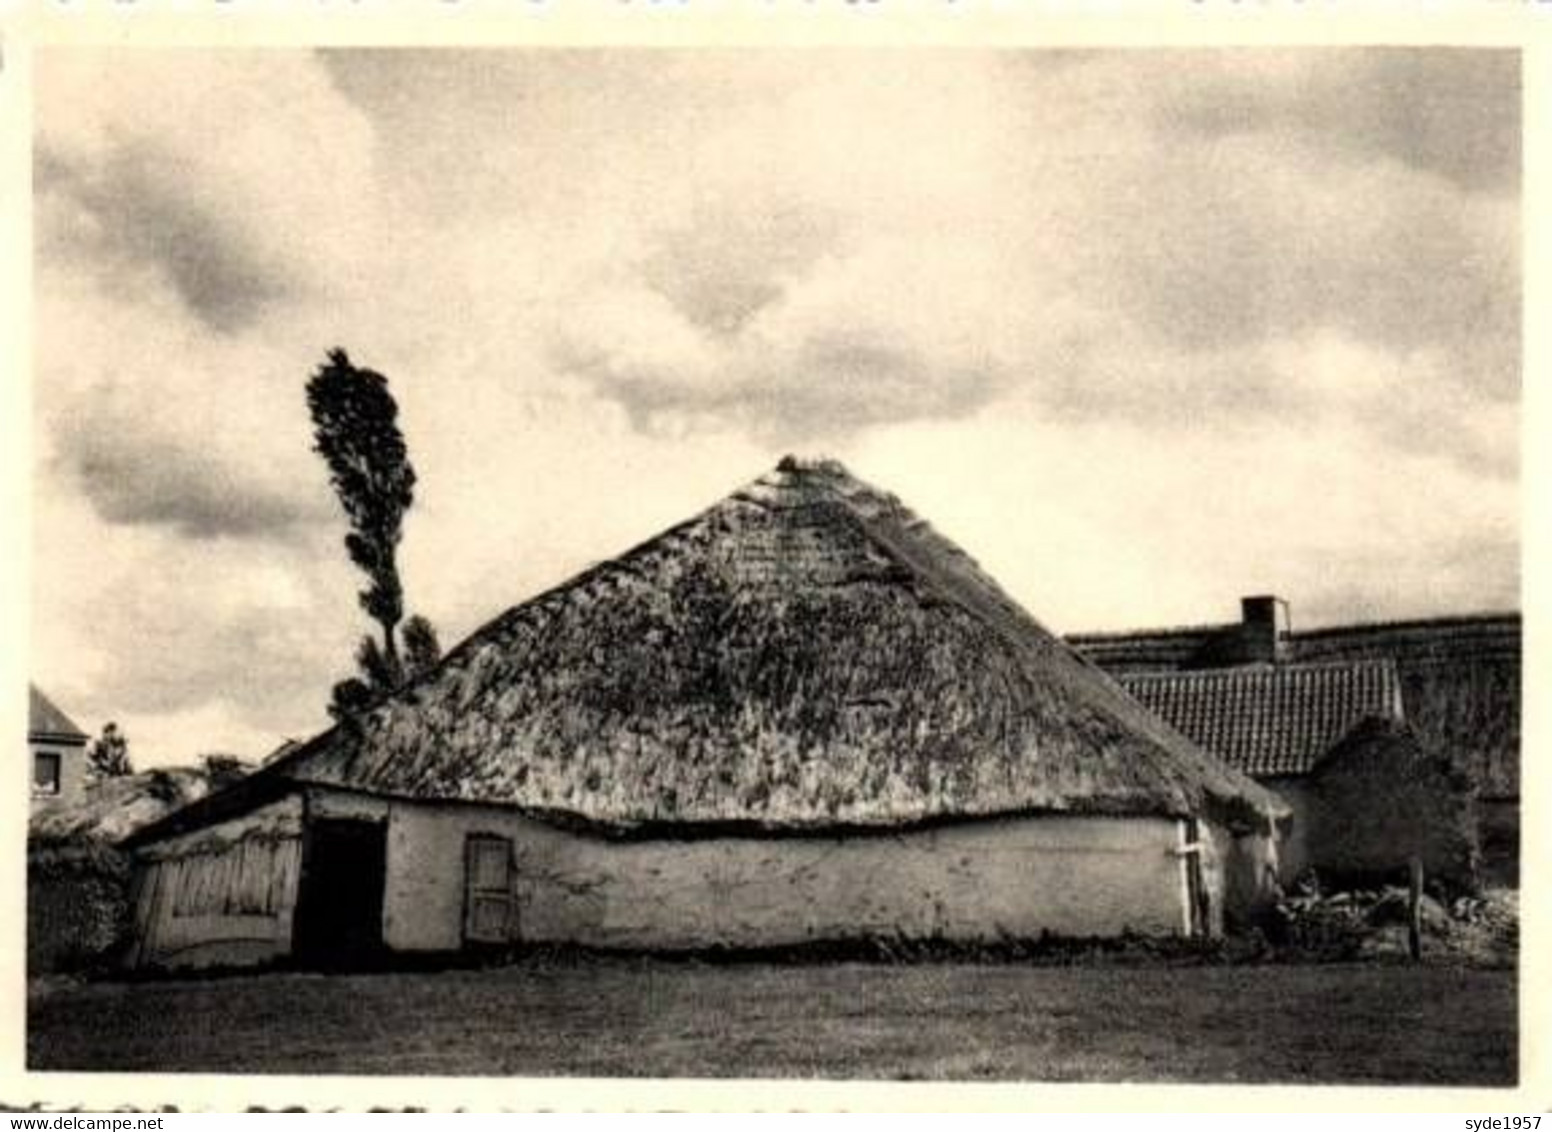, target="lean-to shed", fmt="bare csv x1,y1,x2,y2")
123,457,1287,970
